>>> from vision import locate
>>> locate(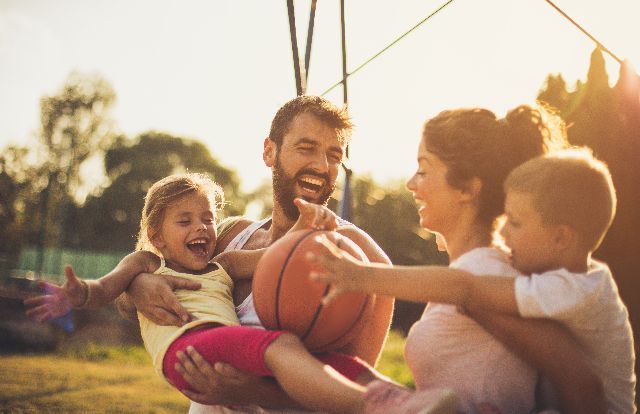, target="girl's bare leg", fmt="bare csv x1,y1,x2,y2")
264,333,366,413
